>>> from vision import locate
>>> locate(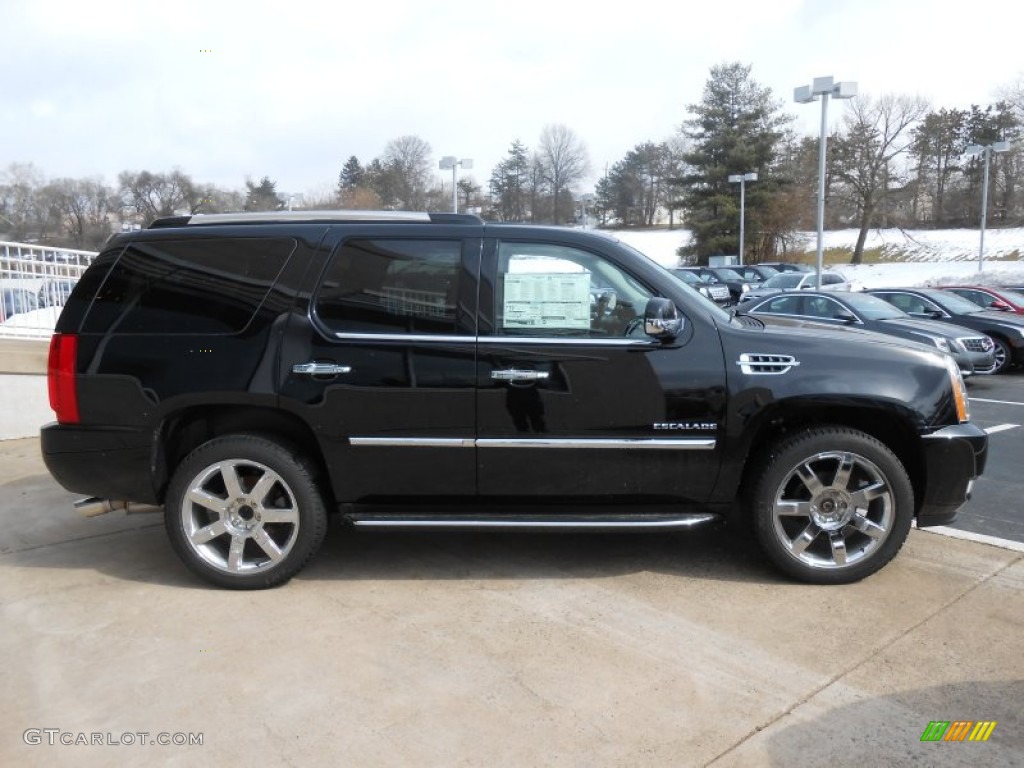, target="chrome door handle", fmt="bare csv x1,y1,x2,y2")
292,362,352,375
491,369,550,382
